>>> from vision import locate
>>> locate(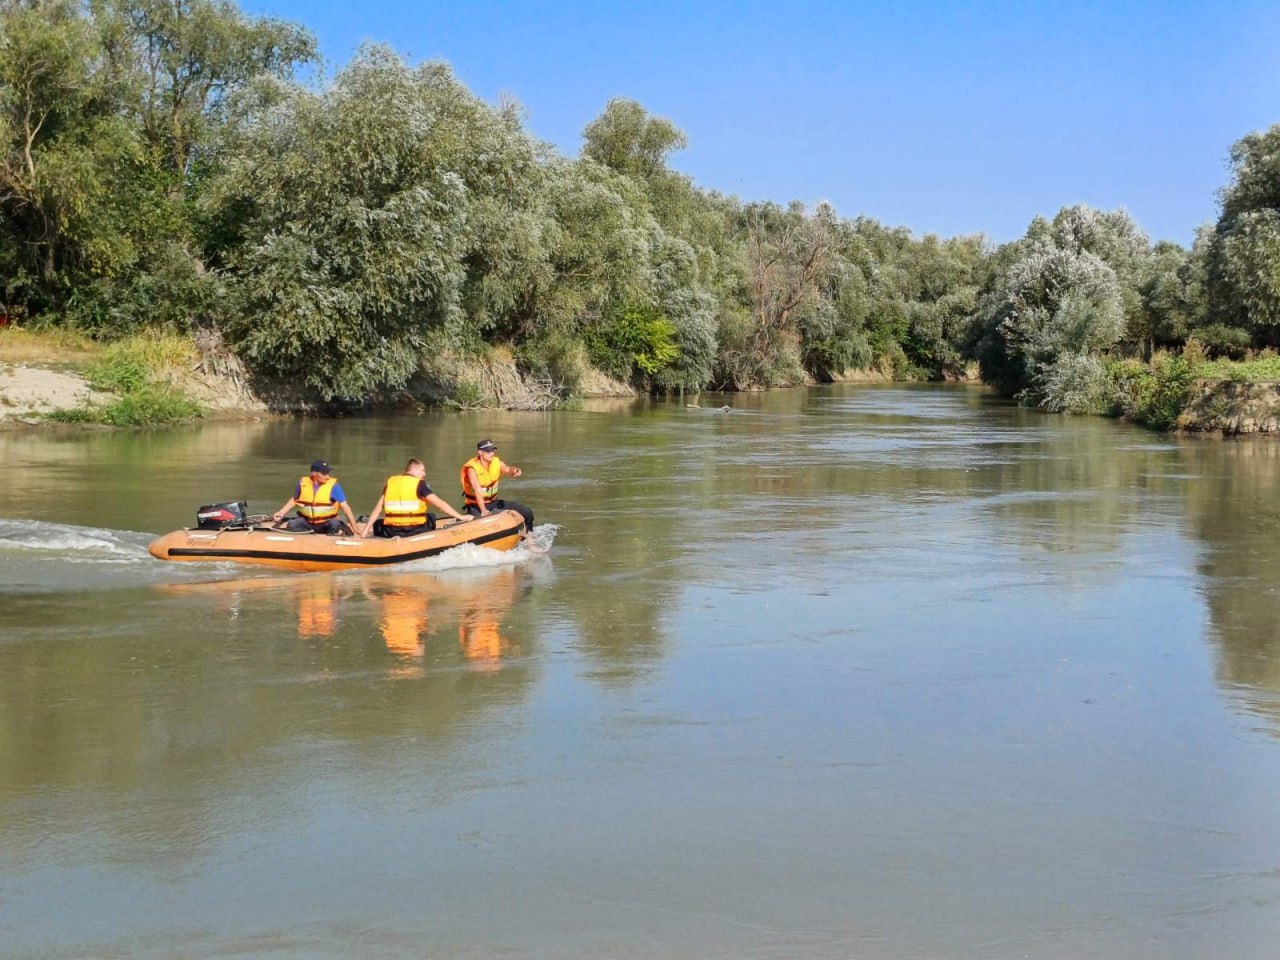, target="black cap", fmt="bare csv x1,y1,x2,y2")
309,459,332,474
476,439,497,451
